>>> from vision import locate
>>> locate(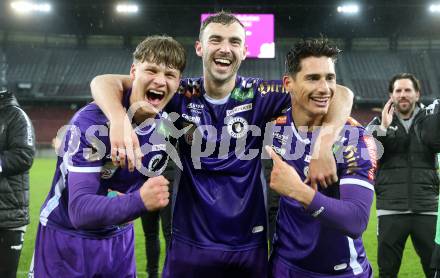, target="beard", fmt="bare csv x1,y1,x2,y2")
395,100,415,115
